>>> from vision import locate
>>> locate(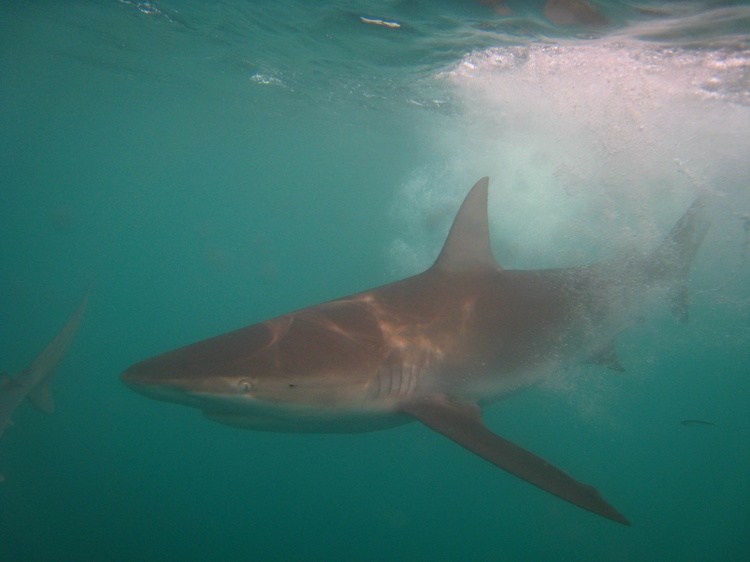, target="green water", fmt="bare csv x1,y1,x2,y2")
1,1,749,560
